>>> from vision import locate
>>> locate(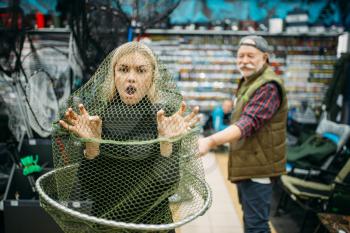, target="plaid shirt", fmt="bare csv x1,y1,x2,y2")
235,83,281,138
